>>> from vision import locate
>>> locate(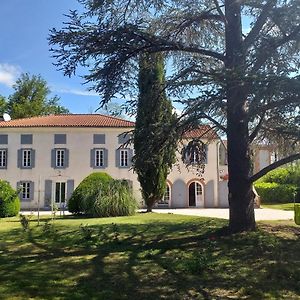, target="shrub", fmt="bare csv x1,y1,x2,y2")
0,180,20,217
68,172,113,214
258,164,300,186
255,182,298,203
93,180,137,217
